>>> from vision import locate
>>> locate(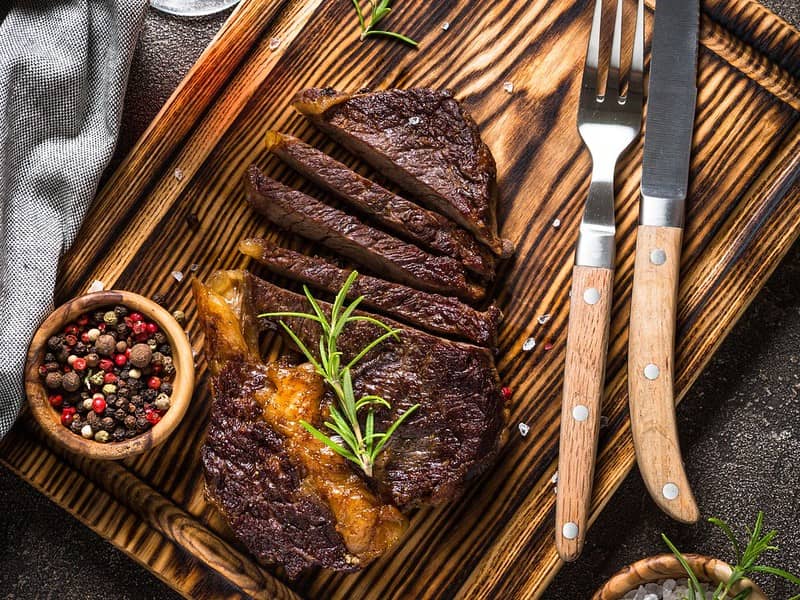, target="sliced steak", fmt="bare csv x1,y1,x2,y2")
240,237,501,347
240,271,509,509
293,88,514,257
246,165,483,302
194,276,407,578
264,131,496,280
